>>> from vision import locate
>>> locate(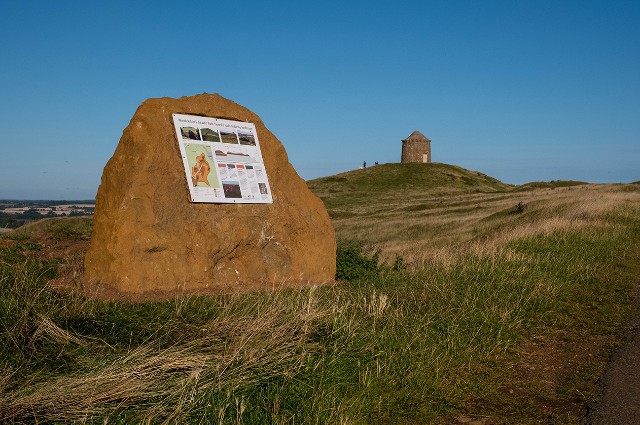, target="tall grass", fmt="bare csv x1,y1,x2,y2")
1,185,639,423
326,184,640,268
